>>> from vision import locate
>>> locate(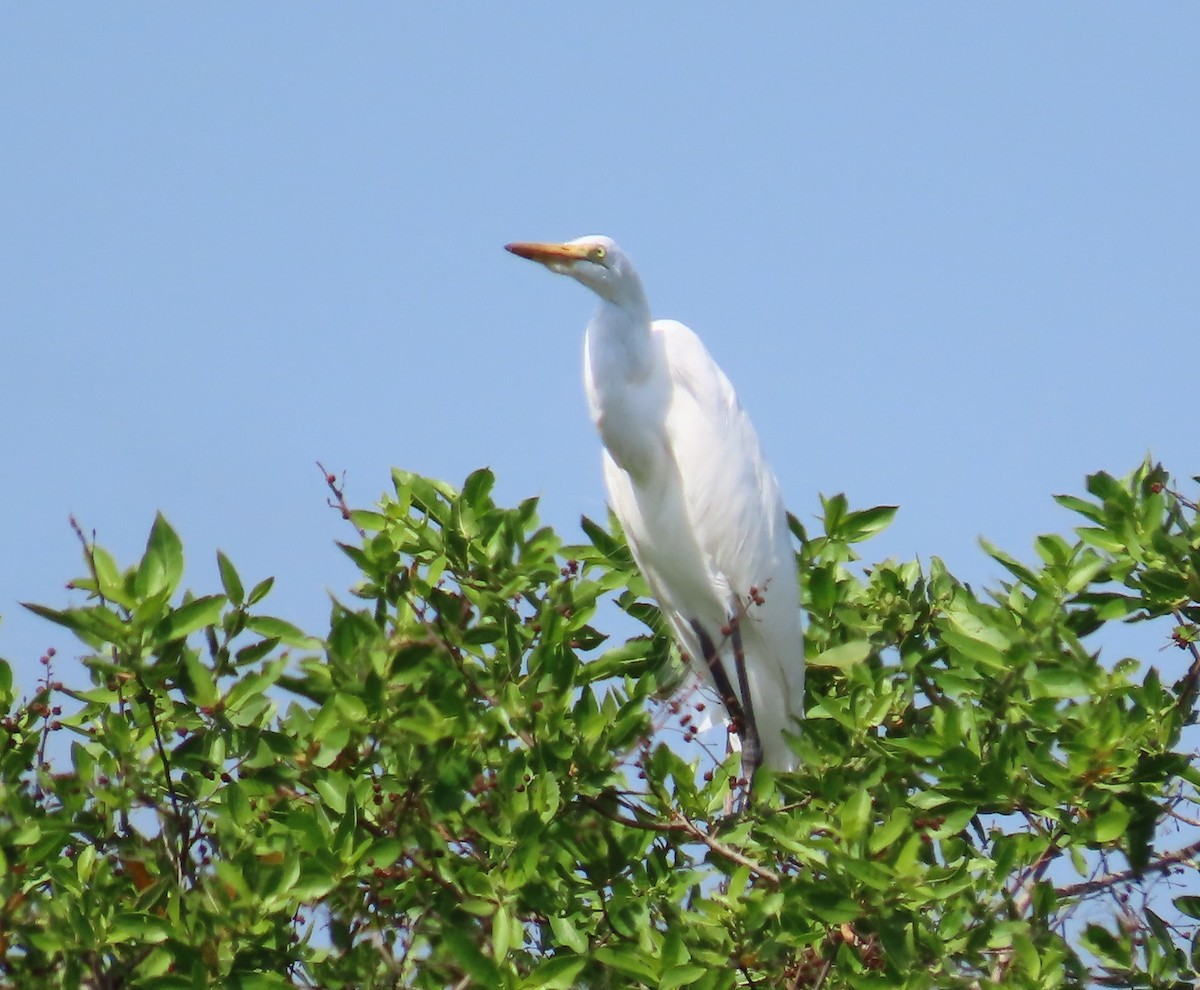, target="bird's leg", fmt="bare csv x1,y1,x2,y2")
689,620,746,737
691,619,755,813
729,618,761,782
